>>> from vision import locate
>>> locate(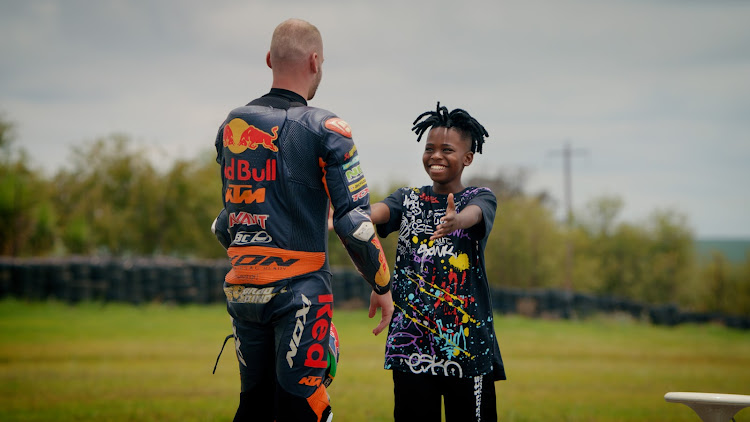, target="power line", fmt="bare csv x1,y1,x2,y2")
549,141,588,226
549,141,588,291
